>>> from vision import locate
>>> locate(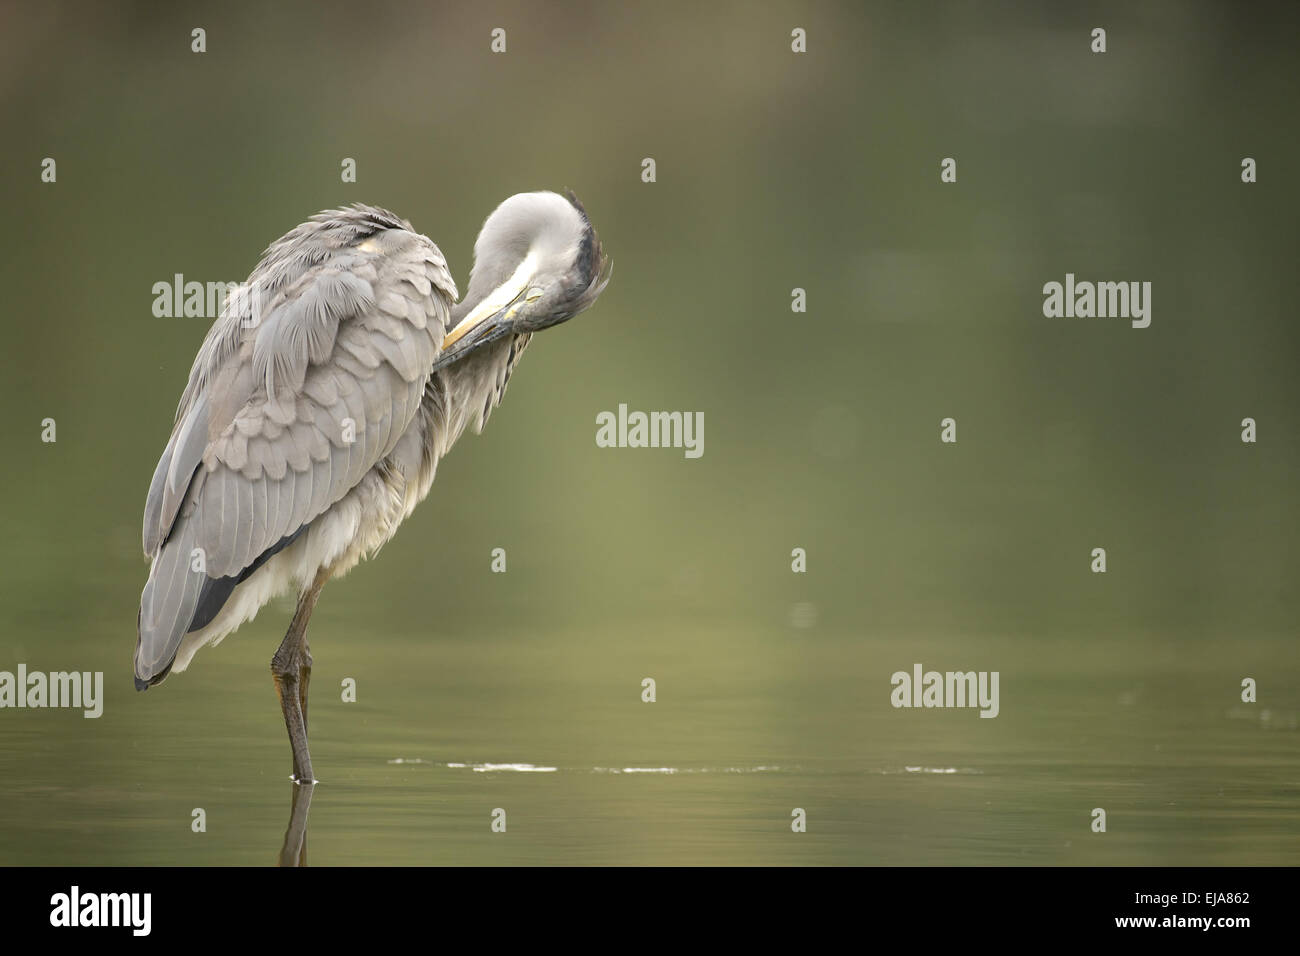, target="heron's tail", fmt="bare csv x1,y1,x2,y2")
135,520,205,690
